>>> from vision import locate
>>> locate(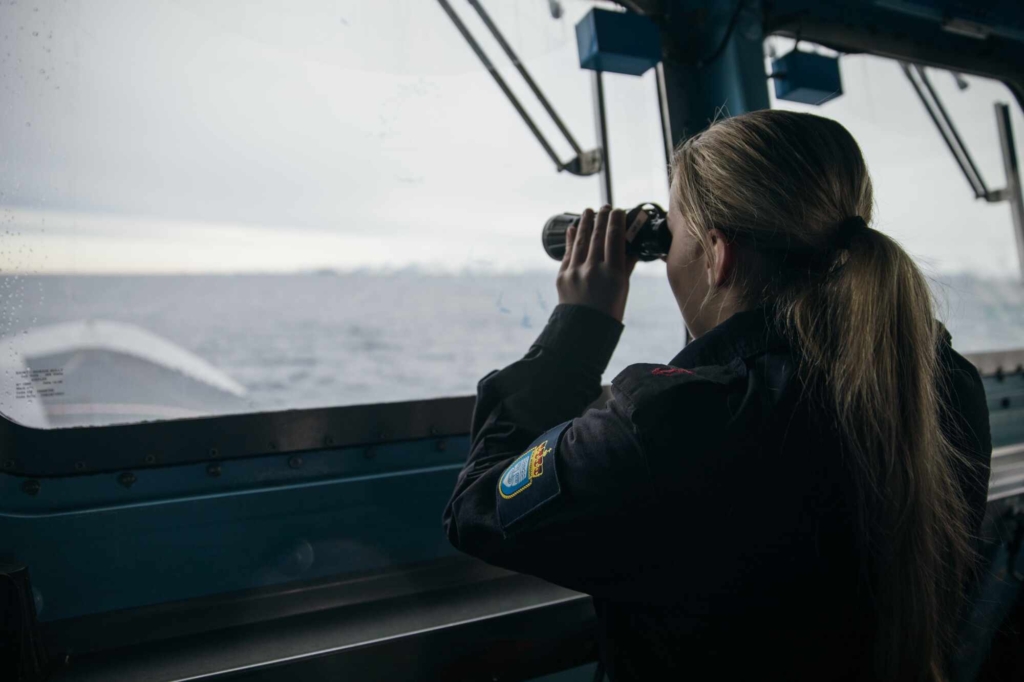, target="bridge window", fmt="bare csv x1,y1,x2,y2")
766,38,1024,356
0,1,677,428
2,8,1020,430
